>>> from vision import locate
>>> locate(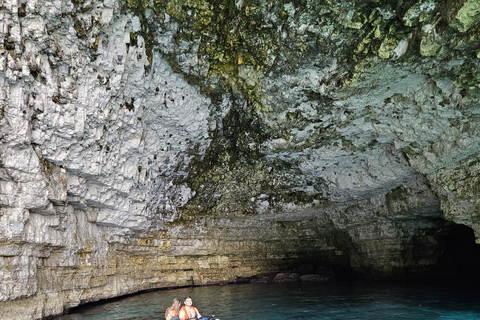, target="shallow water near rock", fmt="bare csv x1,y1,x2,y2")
52,280,480,320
